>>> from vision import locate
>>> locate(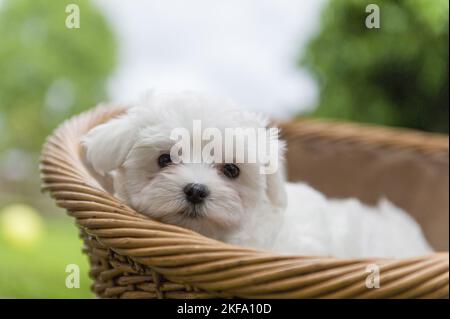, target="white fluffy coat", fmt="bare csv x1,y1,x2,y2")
83,91,432,258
